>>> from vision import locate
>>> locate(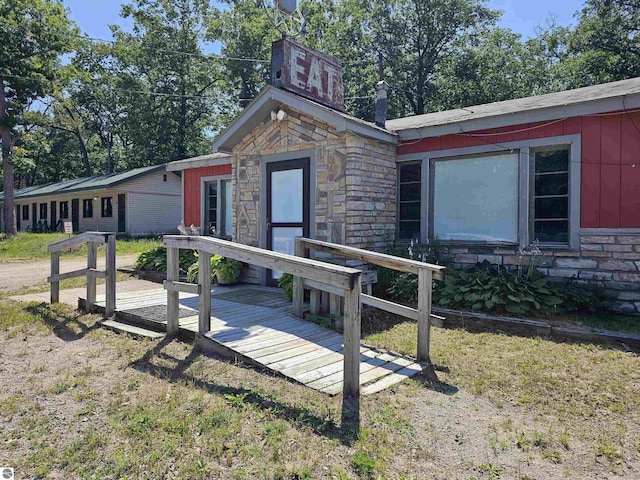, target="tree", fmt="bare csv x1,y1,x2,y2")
567,0,640,86
0,0,77,234
108,0,221,164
